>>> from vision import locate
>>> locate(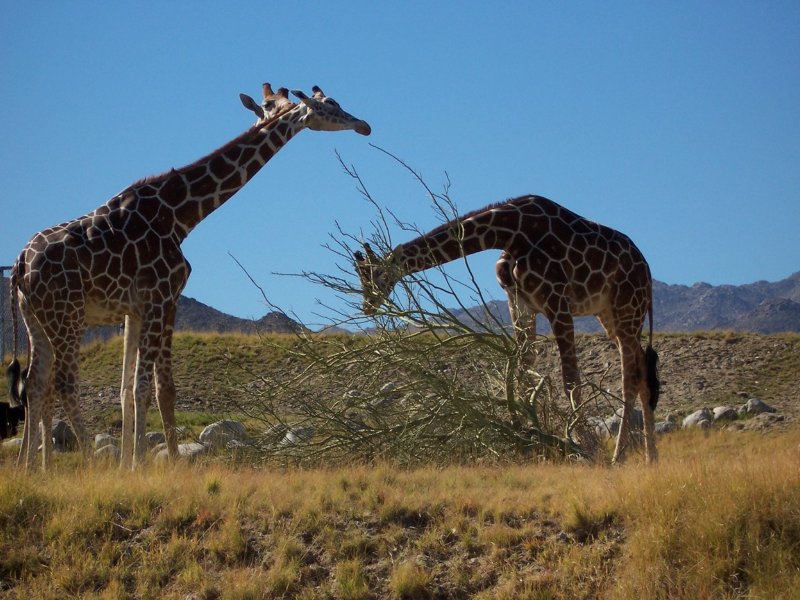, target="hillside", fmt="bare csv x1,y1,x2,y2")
6,331,793,437
449,271,800,334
